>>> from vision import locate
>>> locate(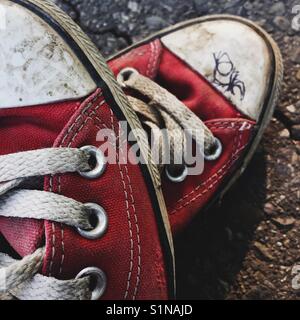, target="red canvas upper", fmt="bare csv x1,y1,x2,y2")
0,33,257,301
108,39,256,234
0,89,169,300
